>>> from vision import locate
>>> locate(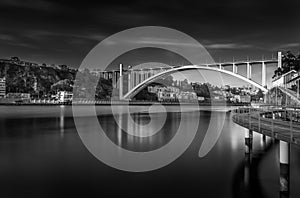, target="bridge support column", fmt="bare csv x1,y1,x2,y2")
219,64,222,70
262,62,267,88
245,129,253,154
141,70,145,82
244,129,253,188
119,64,123,100
232,63,237,74
278,51,282,68
246,62,251,79
128,69,131,92
279,141,290,197
112,71,117,88
135,71,139,87
261,134,267,150
133,71,137,88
